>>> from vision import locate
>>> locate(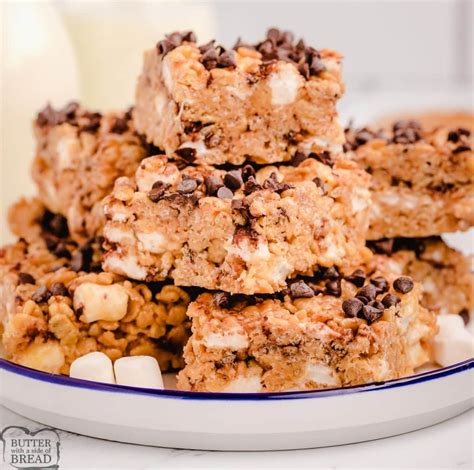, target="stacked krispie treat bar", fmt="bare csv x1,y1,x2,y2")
1,28,472,392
